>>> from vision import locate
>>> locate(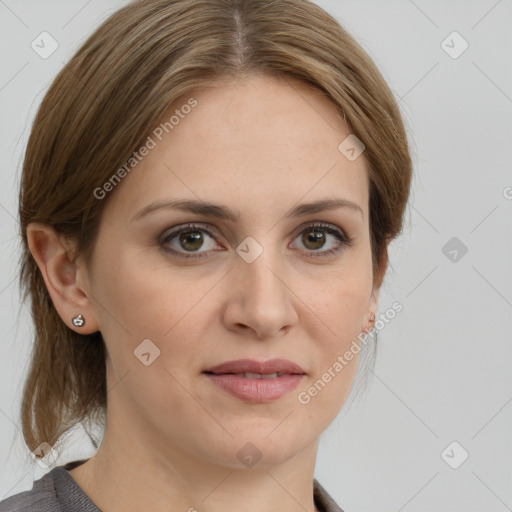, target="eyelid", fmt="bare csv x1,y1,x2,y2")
290,222,354,256
159,223,219,243
159,221,354,258
160,221,349,240
292,221,349,239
